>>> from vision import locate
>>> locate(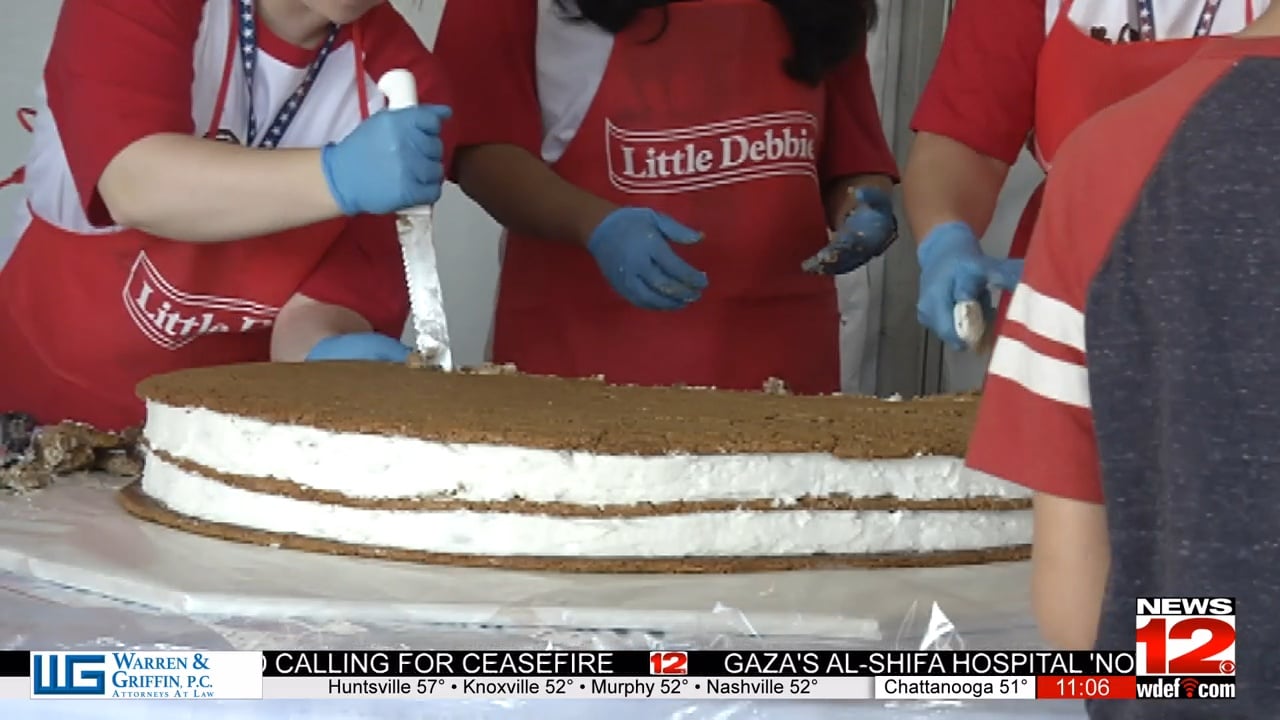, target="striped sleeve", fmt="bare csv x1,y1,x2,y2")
966,155,1103,503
